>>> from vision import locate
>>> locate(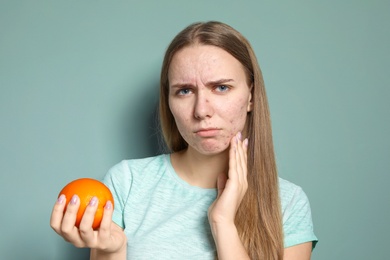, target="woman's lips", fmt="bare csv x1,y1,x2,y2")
195,128,221,137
